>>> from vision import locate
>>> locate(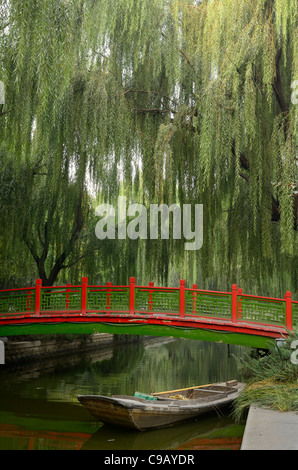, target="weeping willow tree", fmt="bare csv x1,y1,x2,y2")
0,0,297,296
